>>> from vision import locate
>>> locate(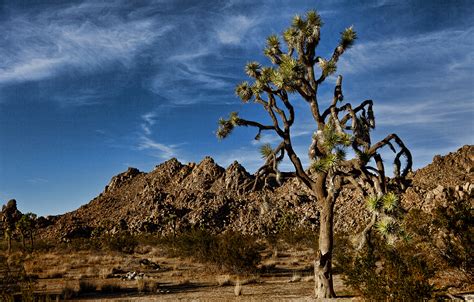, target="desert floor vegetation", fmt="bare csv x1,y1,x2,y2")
0,219,471,301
